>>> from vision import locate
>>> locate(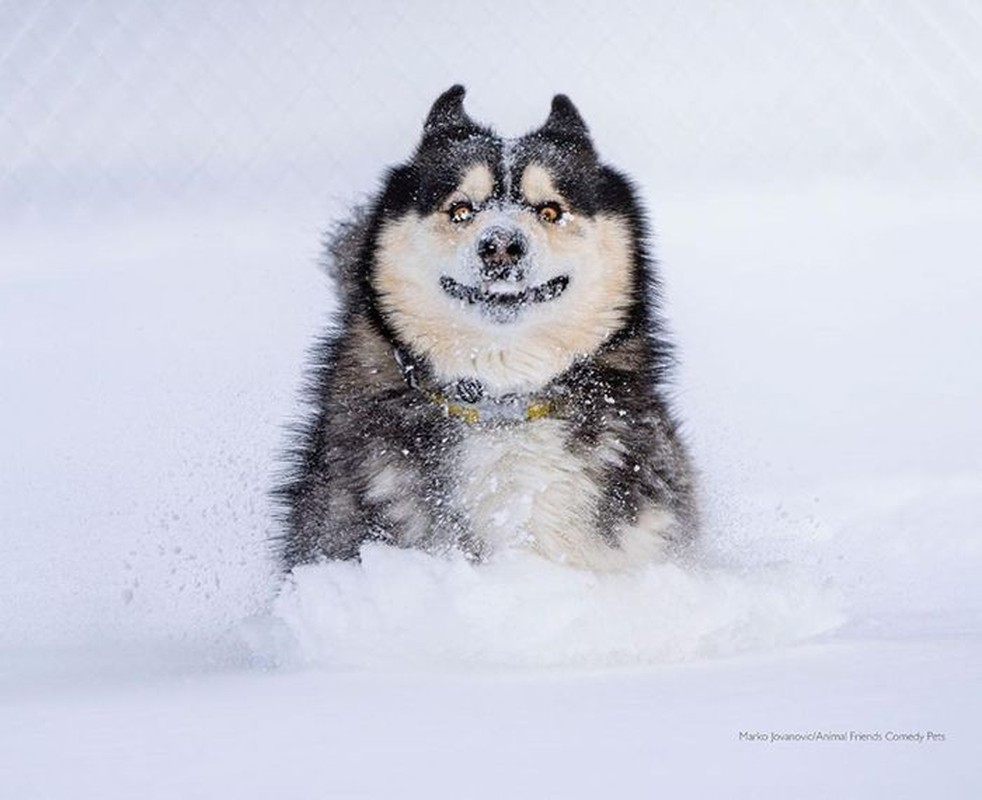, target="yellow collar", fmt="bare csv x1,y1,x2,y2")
428,392,555,425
